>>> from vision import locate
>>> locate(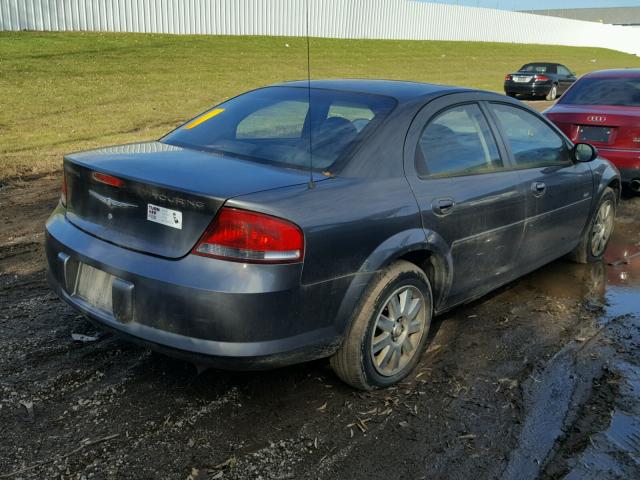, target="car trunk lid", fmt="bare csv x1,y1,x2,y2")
64,141,321,259
546,105,640,149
